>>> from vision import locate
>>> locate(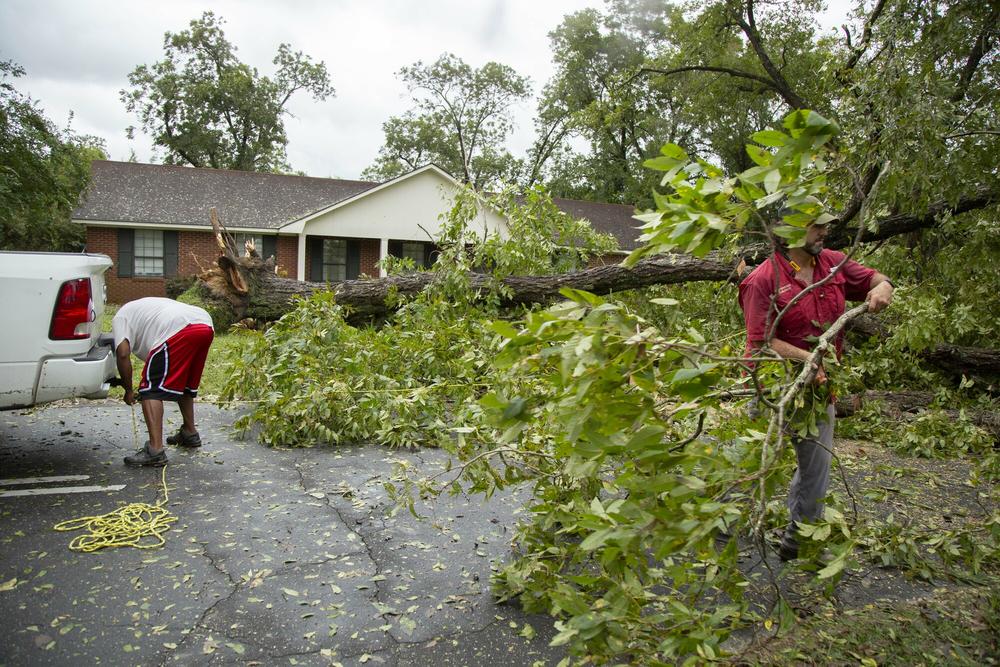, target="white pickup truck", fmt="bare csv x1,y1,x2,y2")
0,251,117,410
